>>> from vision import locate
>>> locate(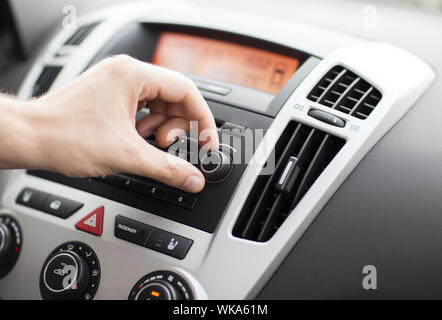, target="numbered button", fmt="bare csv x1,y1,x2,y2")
141,184,167,200
166,192,197,210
